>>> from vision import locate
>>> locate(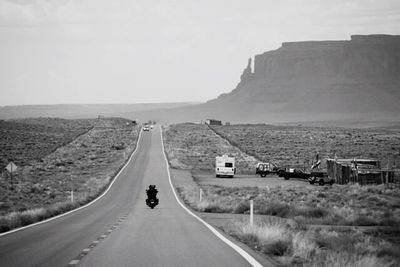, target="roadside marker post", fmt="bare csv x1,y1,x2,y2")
199,188,203,202
70,175,74,203
250,200,254,227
